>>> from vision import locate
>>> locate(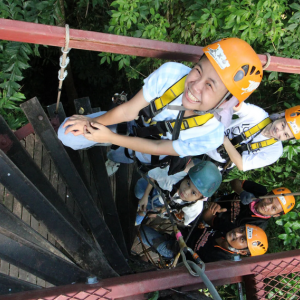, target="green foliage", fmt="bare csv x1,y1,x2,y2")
265,273,300,300
0,0,58,128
